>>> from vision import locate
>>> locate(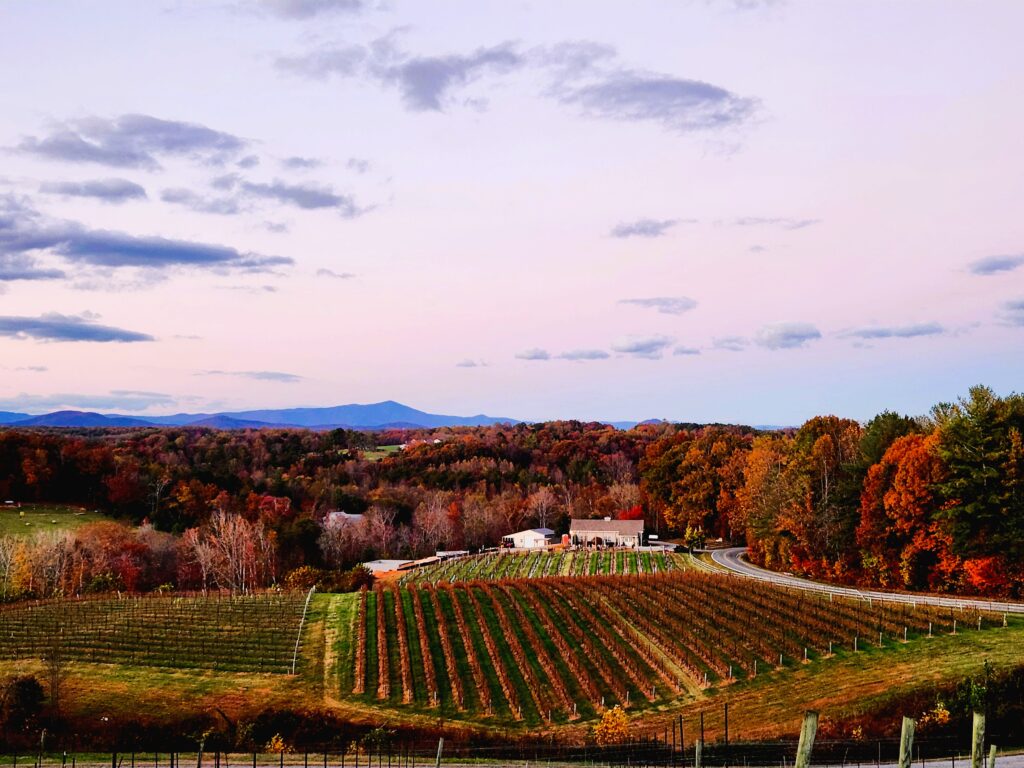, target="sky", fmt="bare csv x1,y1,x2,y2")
1,0,1023,425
